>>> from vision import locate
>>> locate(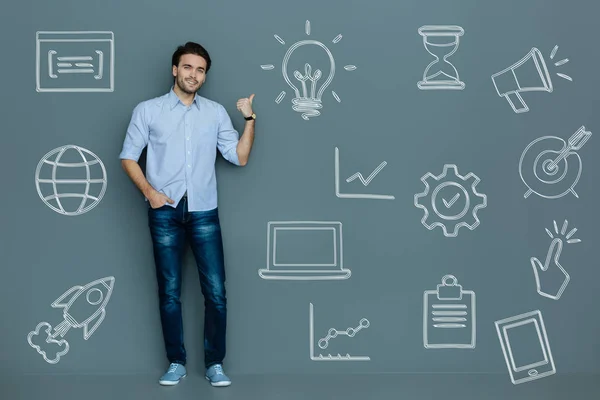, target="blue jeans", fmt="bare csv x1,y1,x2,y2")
147,196,227,369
